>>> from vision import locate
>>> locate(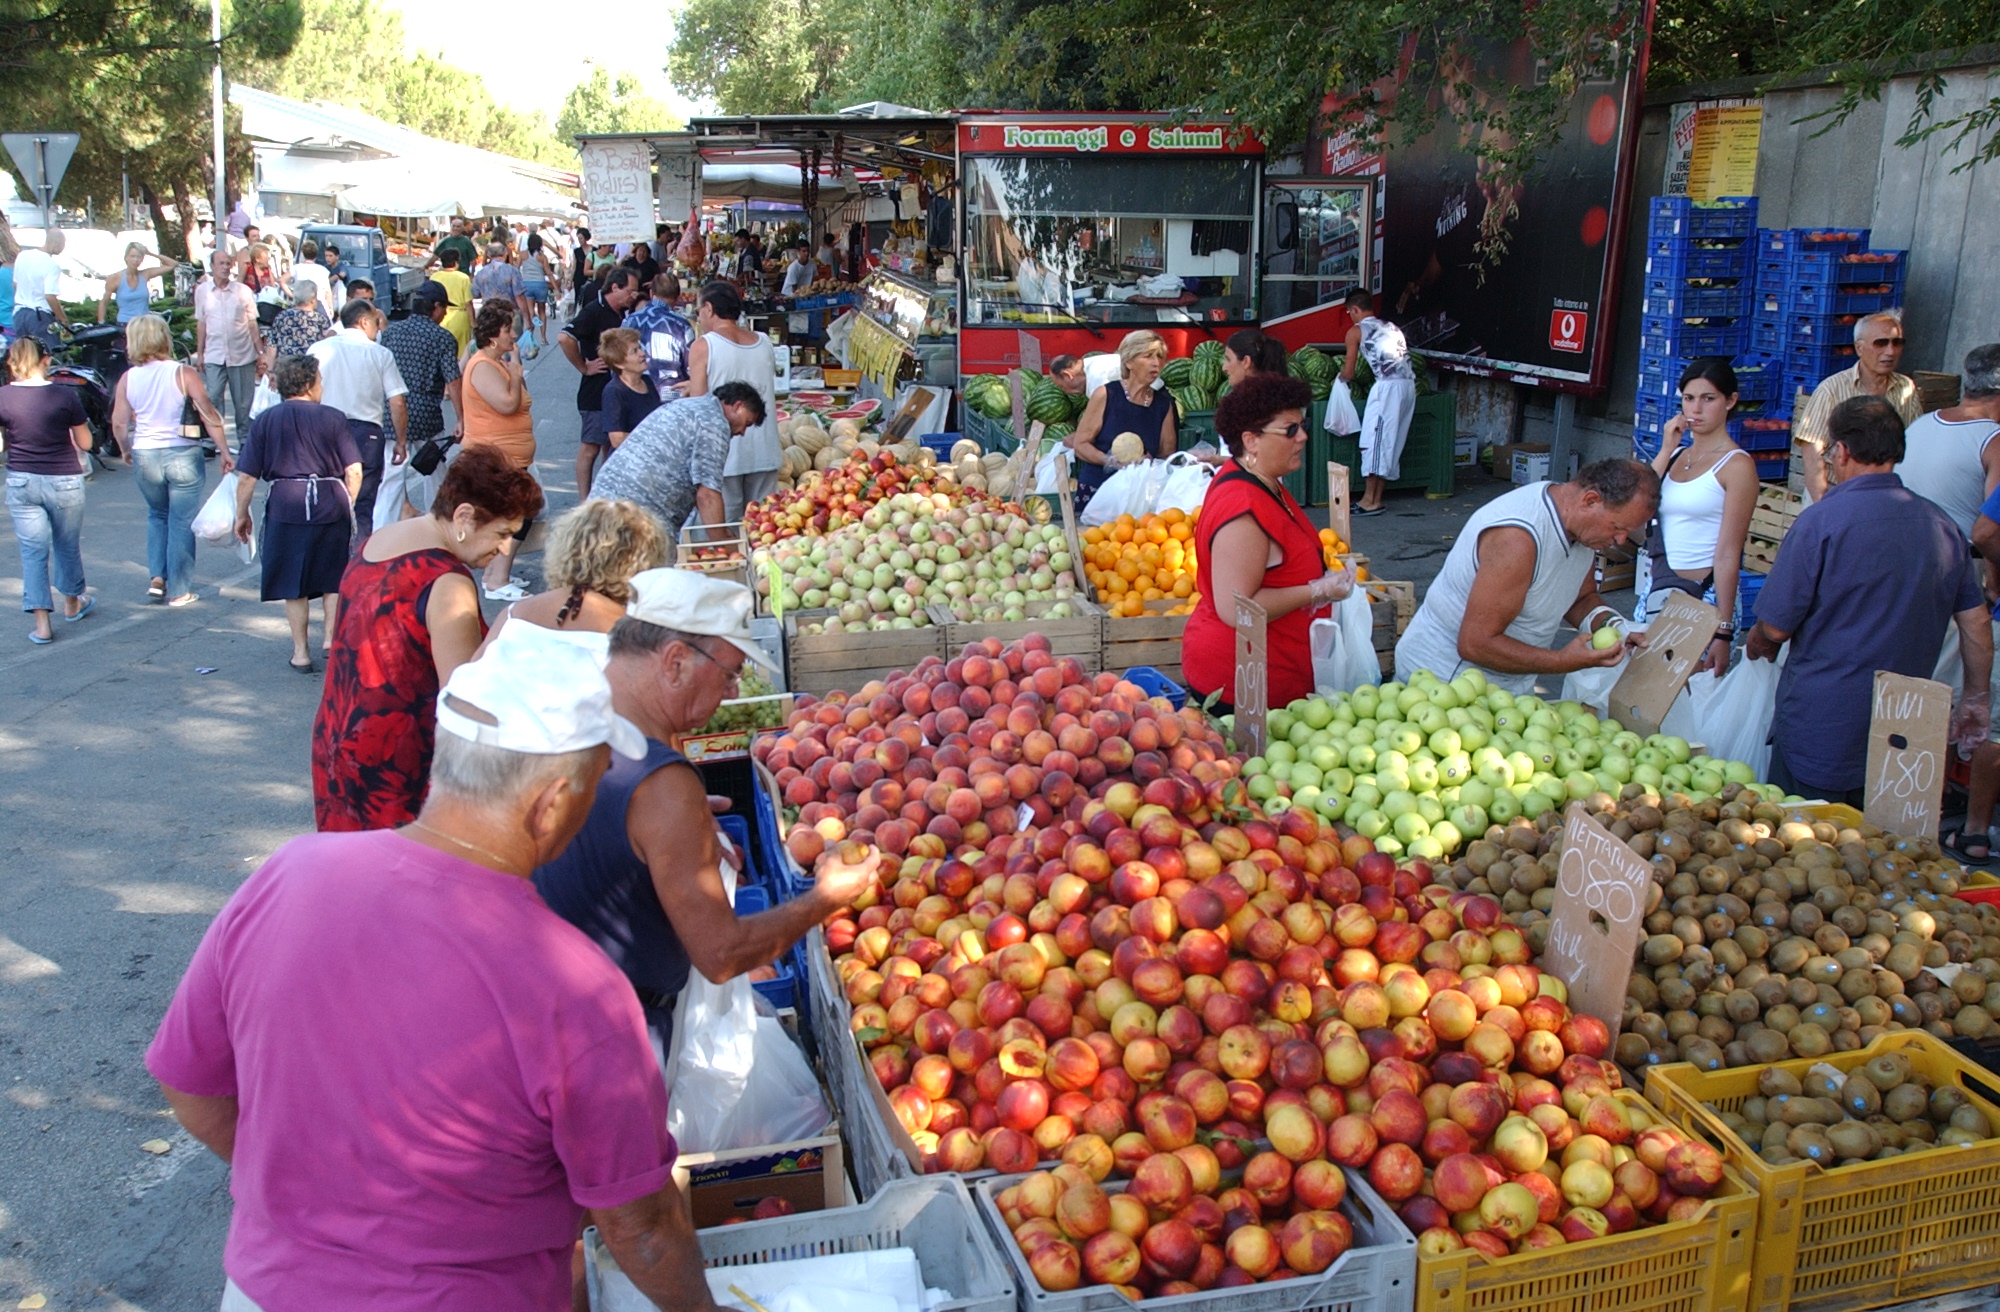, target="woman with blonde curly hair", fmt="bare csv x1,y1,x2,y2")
476,499,670,654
